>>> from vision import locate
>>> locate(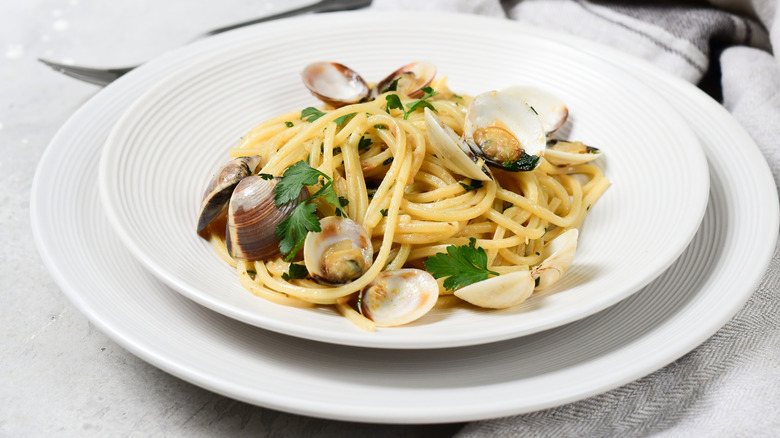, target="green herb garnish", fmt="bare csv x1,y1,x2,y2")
458,180,483,192
300,107,326,122
423,237,499,291
282,263,309,281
